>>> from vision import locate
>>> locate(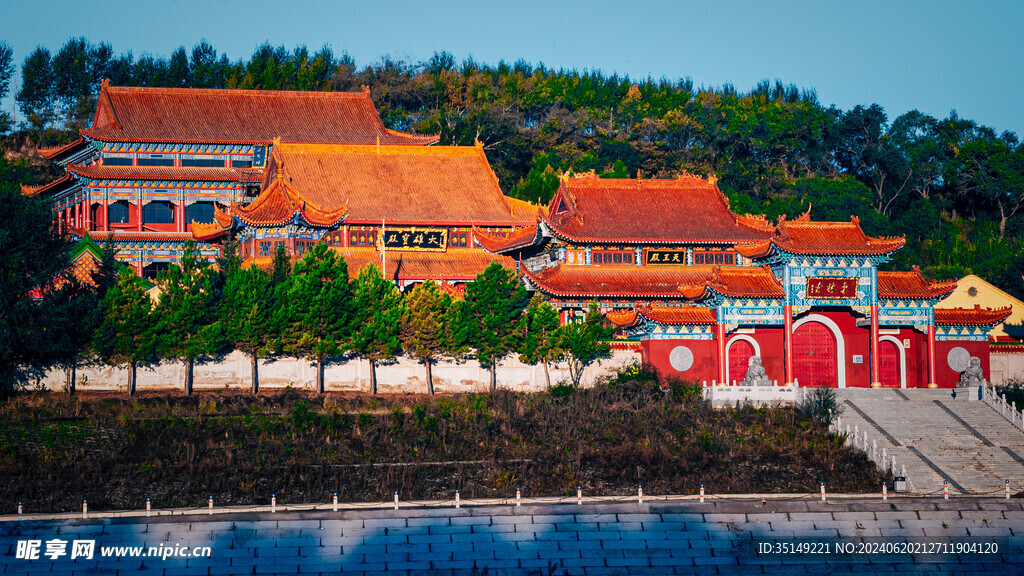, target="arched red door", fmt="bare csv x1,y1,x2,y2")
879,340,900,388
728,339,754,384
793,322,837,387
